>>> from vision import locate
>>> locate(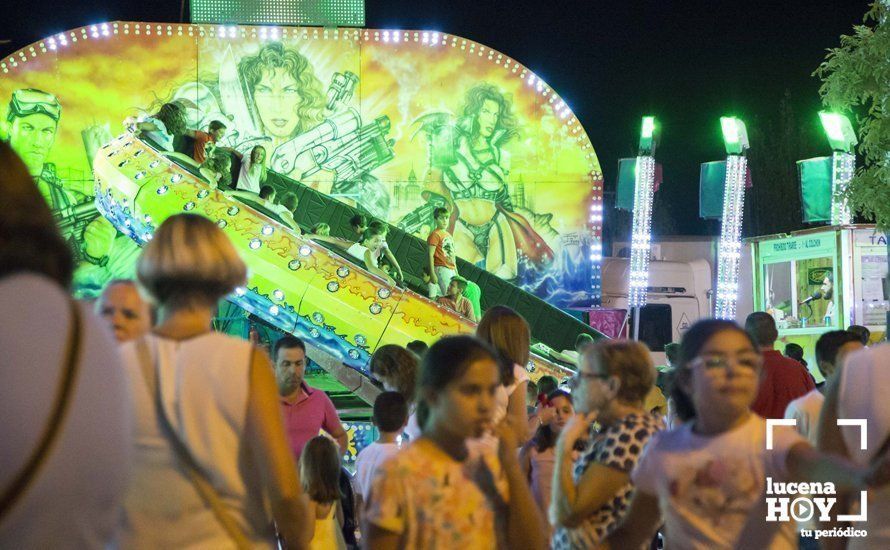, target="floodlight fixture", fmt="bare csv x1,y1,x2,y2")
720,116,749,155
639,115,657,155
818,111,857,154
817,112,856,224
